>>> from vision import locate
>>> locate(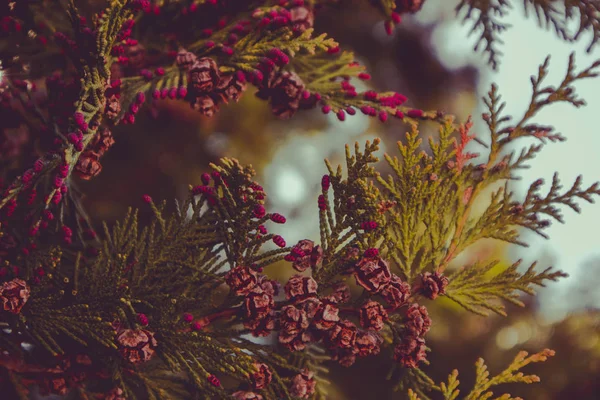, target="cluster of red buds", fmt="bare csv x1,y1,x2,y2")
378,0,427,35
252,1,315,34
